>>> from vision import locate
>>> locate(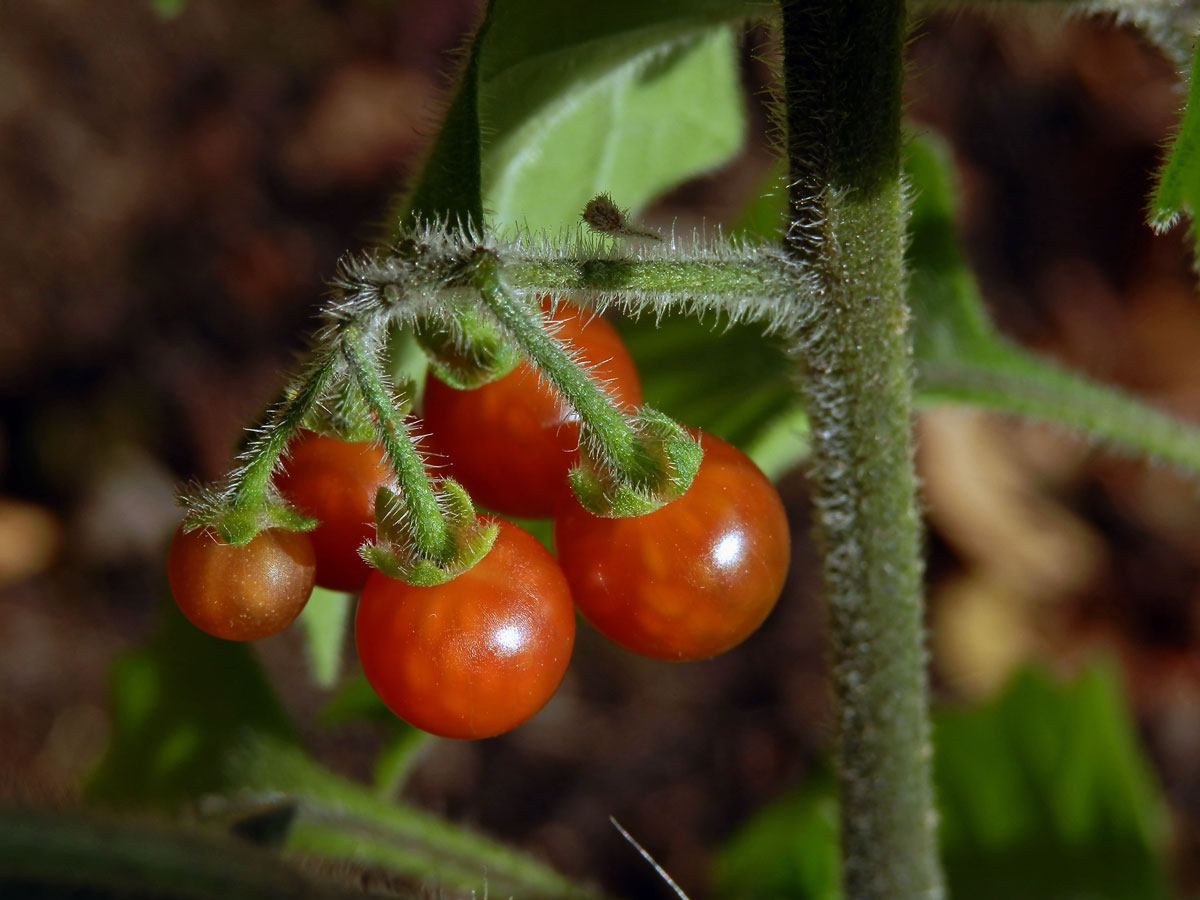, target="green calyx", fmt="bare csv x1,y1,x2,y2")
362,479,498,586
568,408,703,517
181,496,317,547
416,306,521,390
